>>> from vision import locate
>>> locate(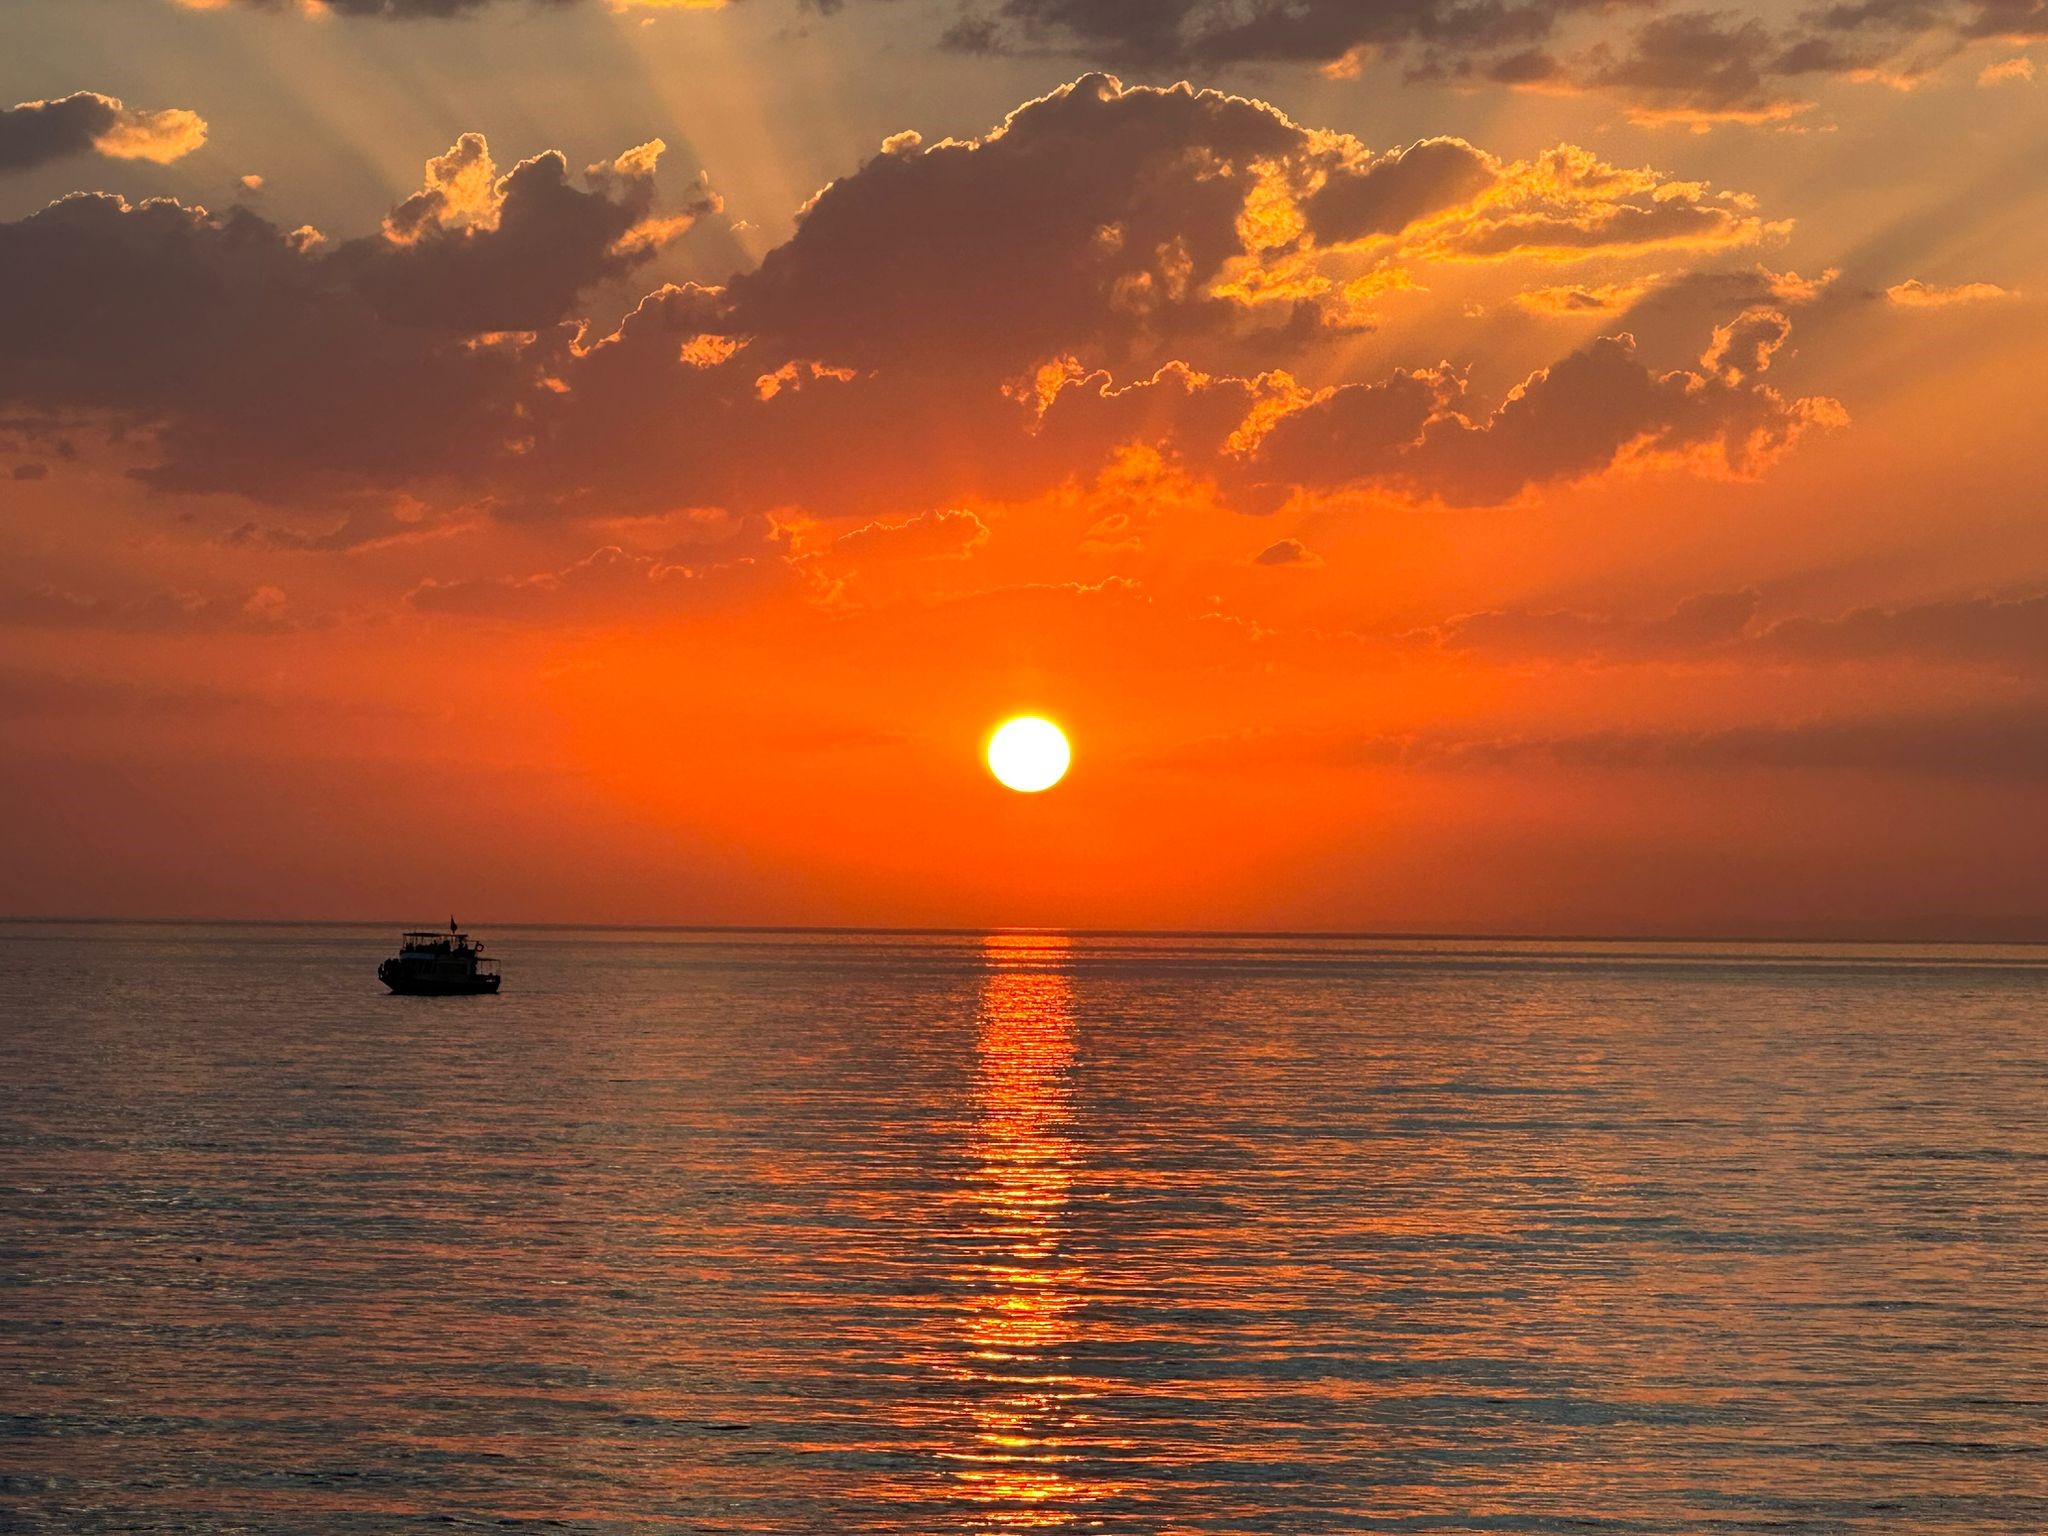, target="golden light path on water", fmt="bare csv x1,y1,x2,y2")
857,932,1111,1527
948,936,1097,1523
